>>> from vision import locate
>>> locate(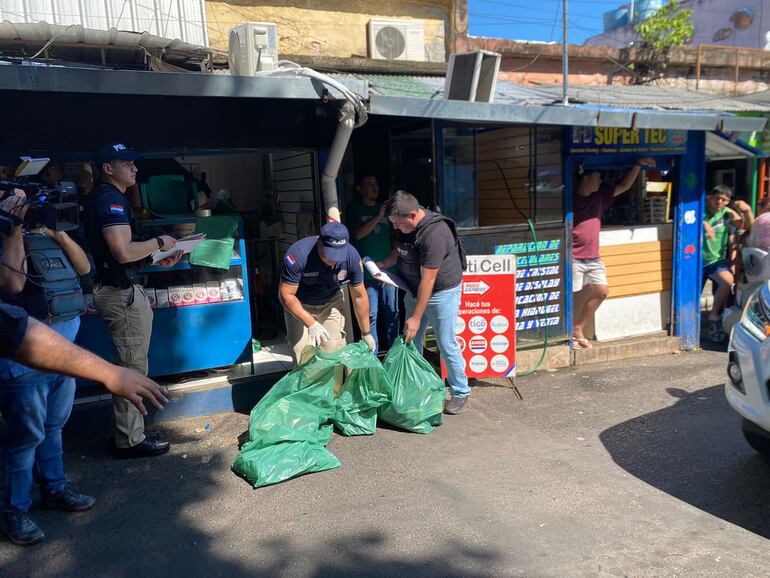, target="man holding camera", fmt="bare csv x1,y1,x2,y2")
84,143,181,459
0,185,96,545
